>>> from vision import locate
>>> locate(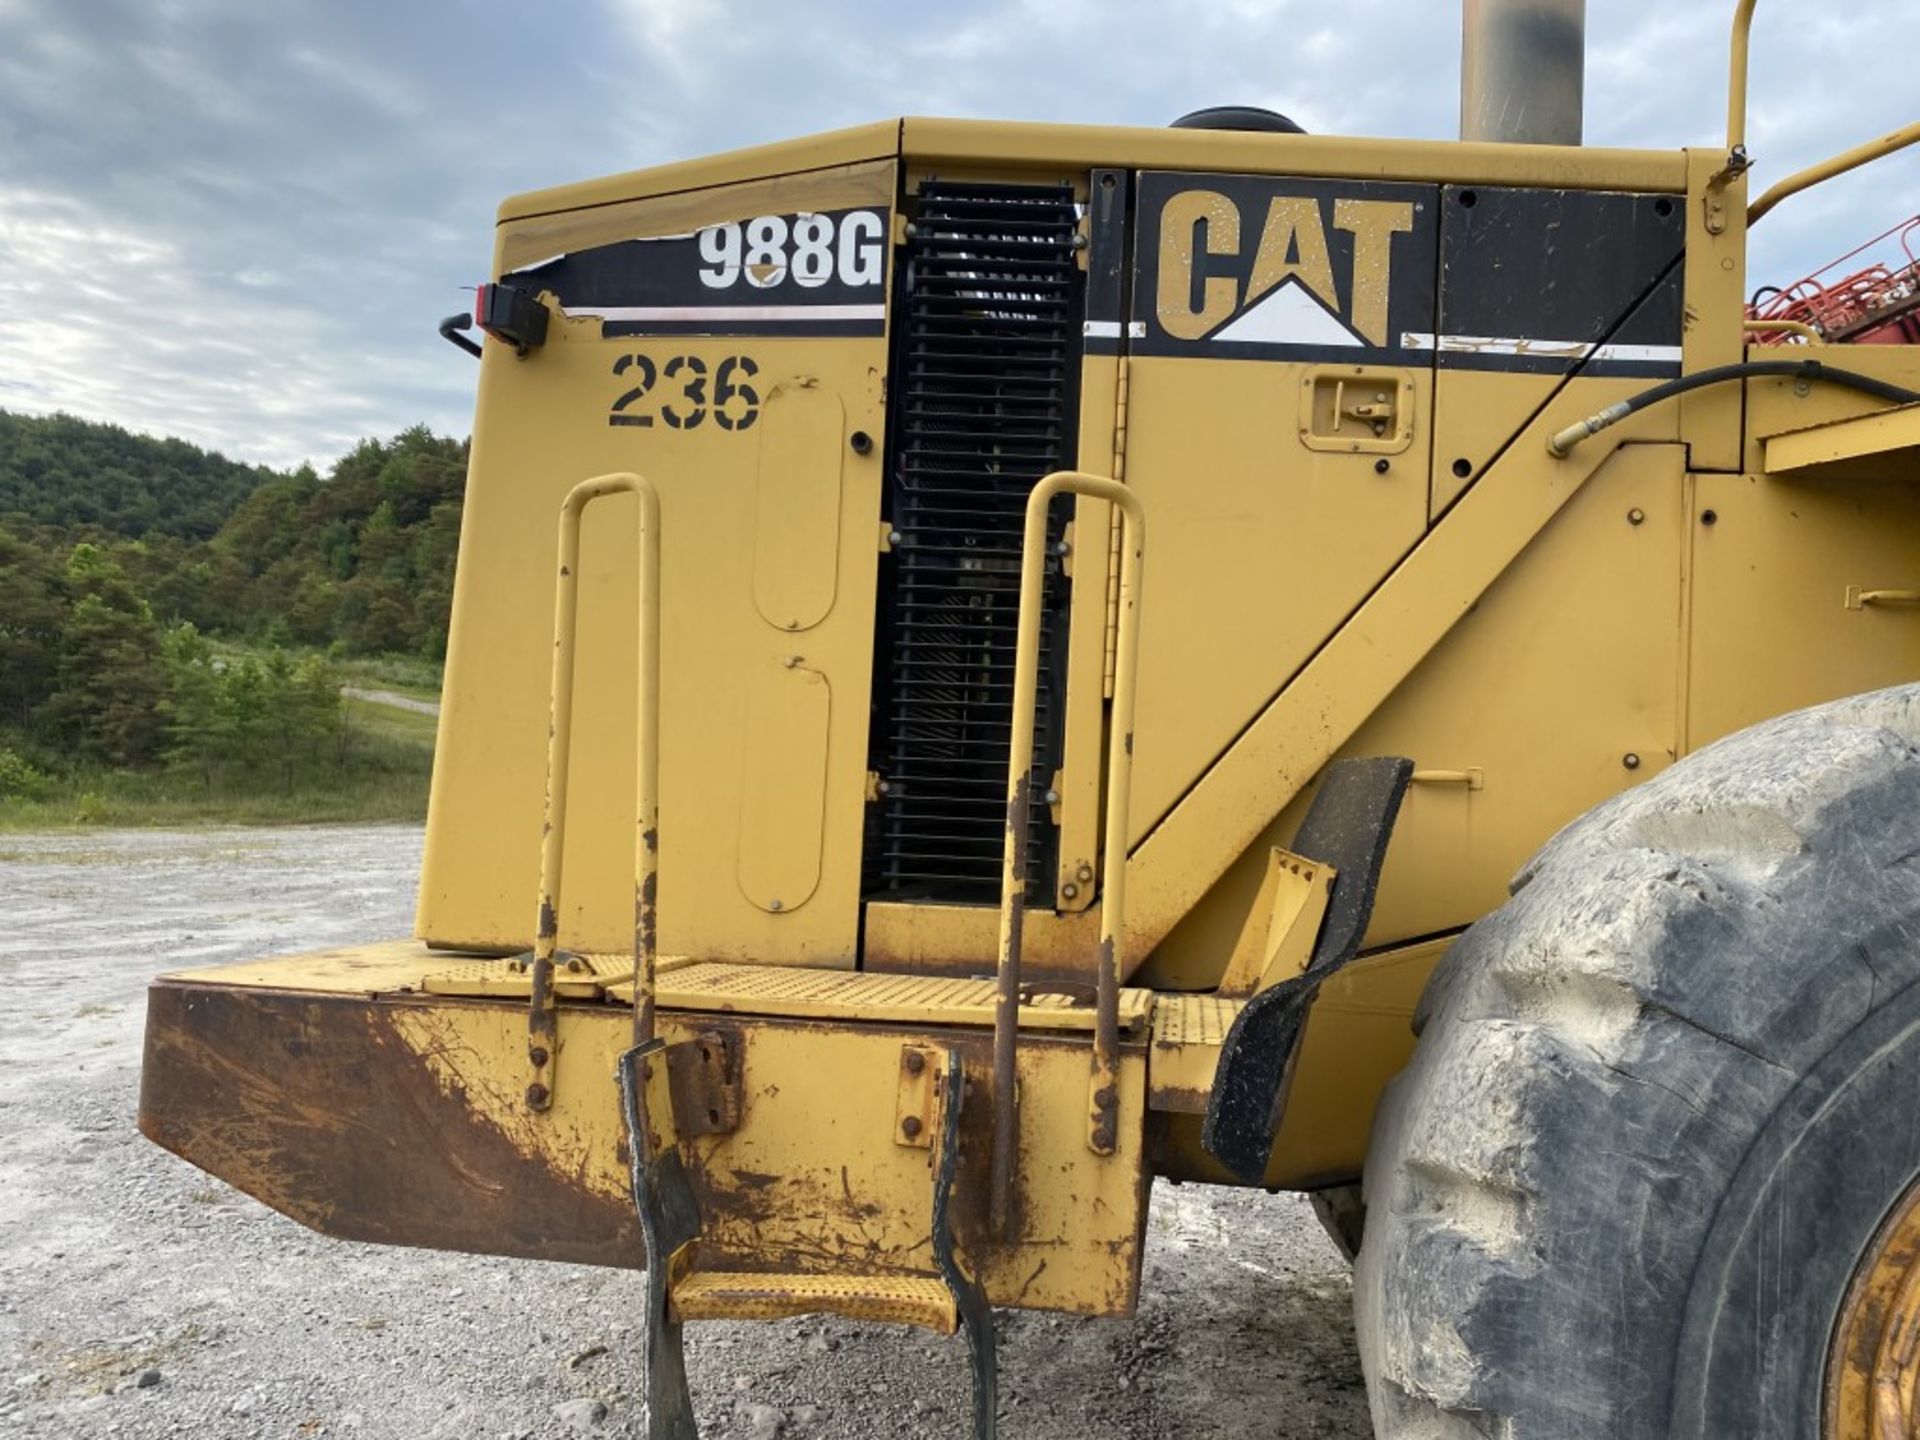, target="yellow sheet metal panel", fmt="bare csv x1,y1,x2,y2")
902,118,1687,195
377,992,1151,1314
1687,471,1920,750
736,662,830,914
1744,347,1920,472
418,163,894,965
1762,400,1920,481
497,125,900,224
1123,399,1682,967
752,382,844,631
1141,443,1686,987
1122,353,1434,841
1057,351,1122,912
1679,148,1748,473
